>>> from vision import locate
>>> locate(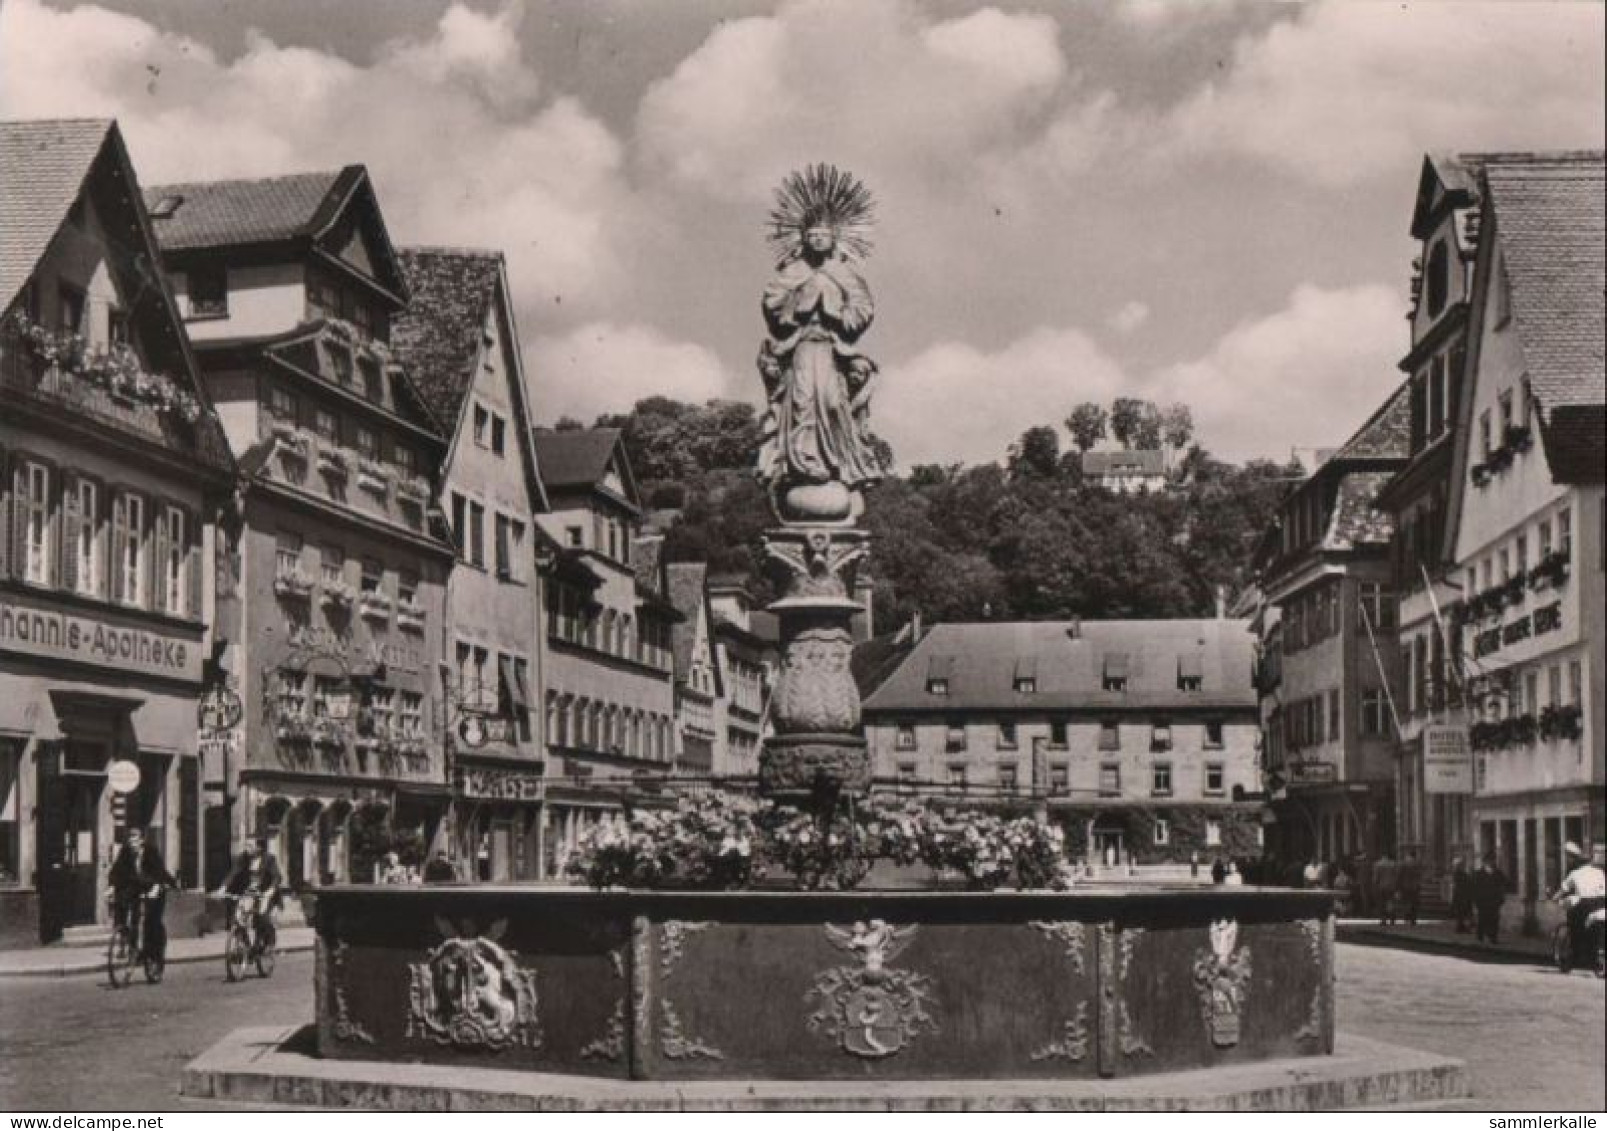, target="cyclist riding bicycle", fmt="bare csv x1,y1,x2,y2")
1555,841,1606,953
107,828,175,964
215,836,283,950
